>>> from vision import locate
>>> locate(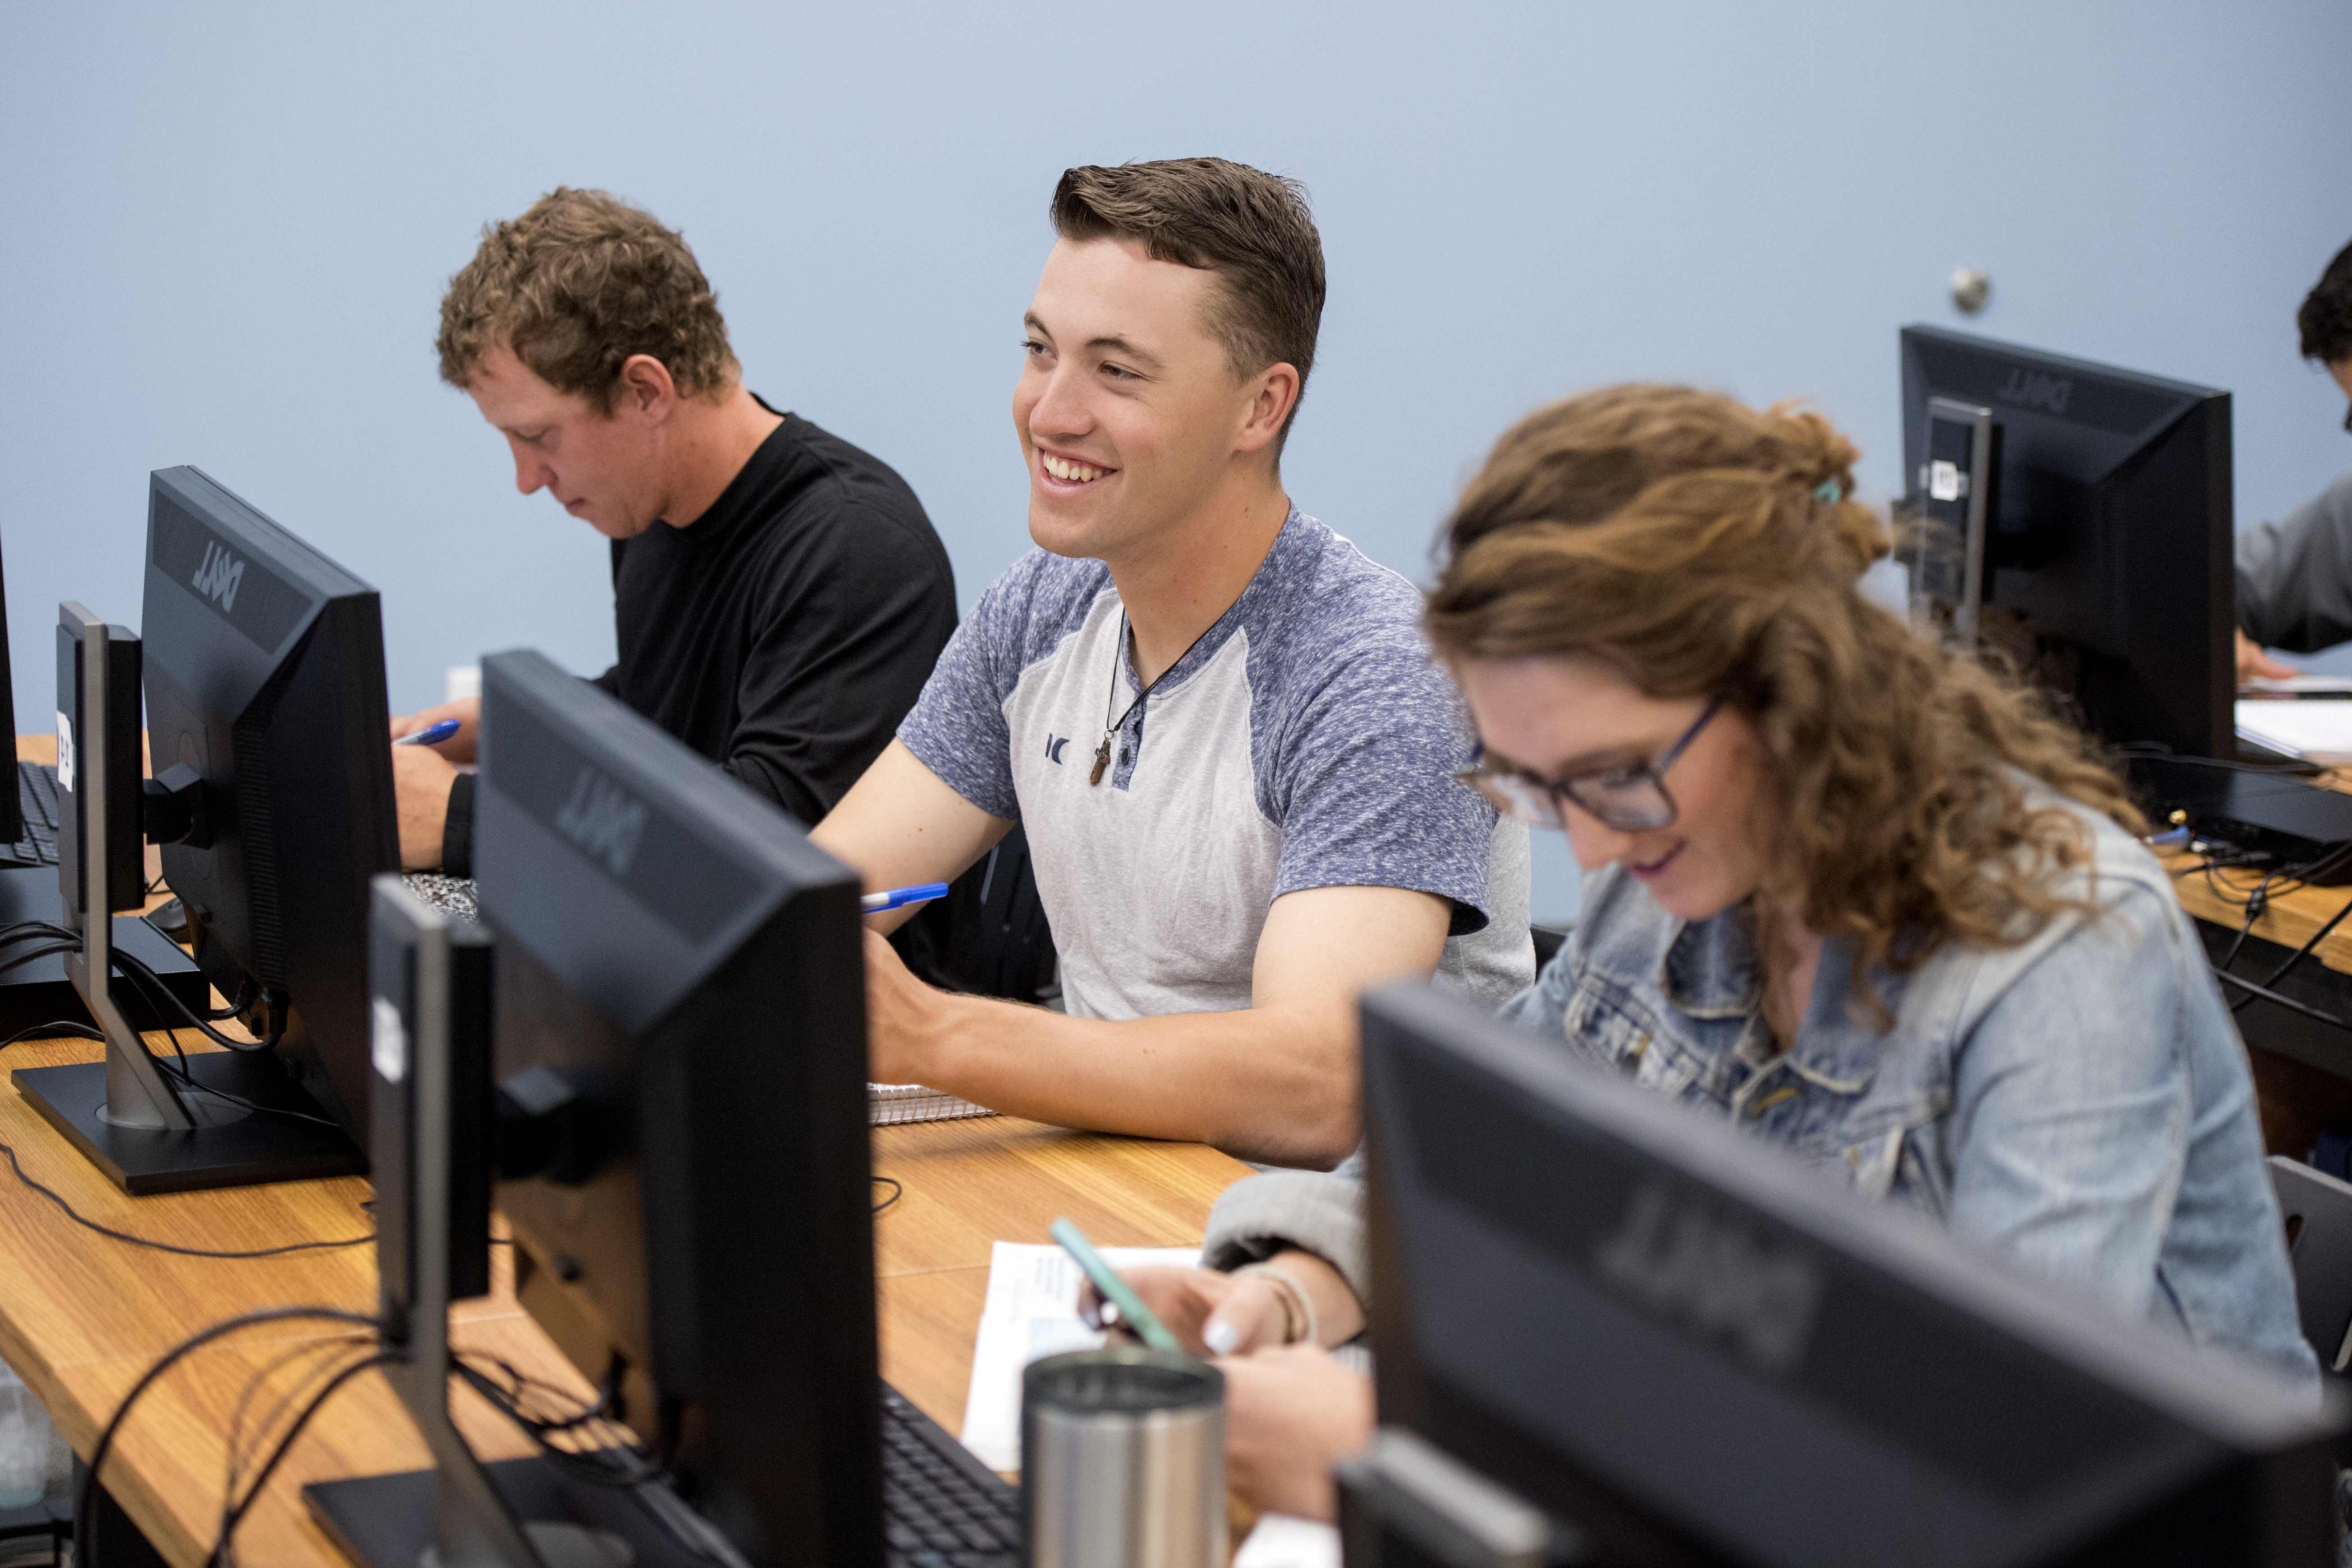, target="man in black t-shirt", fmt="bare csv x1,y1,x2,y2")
393,187,956,873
